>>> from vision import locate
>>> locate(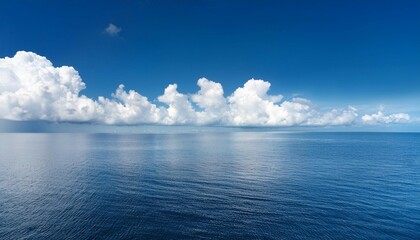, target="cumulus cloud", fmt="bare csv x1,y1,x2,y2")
192,78,227,125
0,51,98,122
158,84,197,124
105,23,122,36
362,111,410,125
0,51,411,127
